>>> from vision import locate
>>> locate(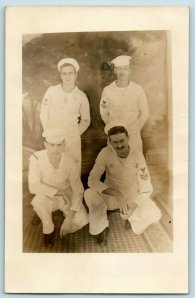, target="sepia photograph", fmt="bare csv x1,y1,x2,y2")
22,30,172,253
5,6,188,293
